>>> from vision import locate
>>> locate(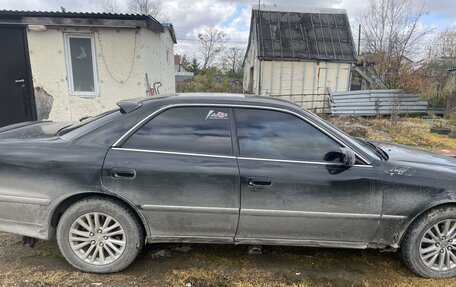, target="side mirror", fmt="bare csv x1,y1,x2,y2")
339,147,356,168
